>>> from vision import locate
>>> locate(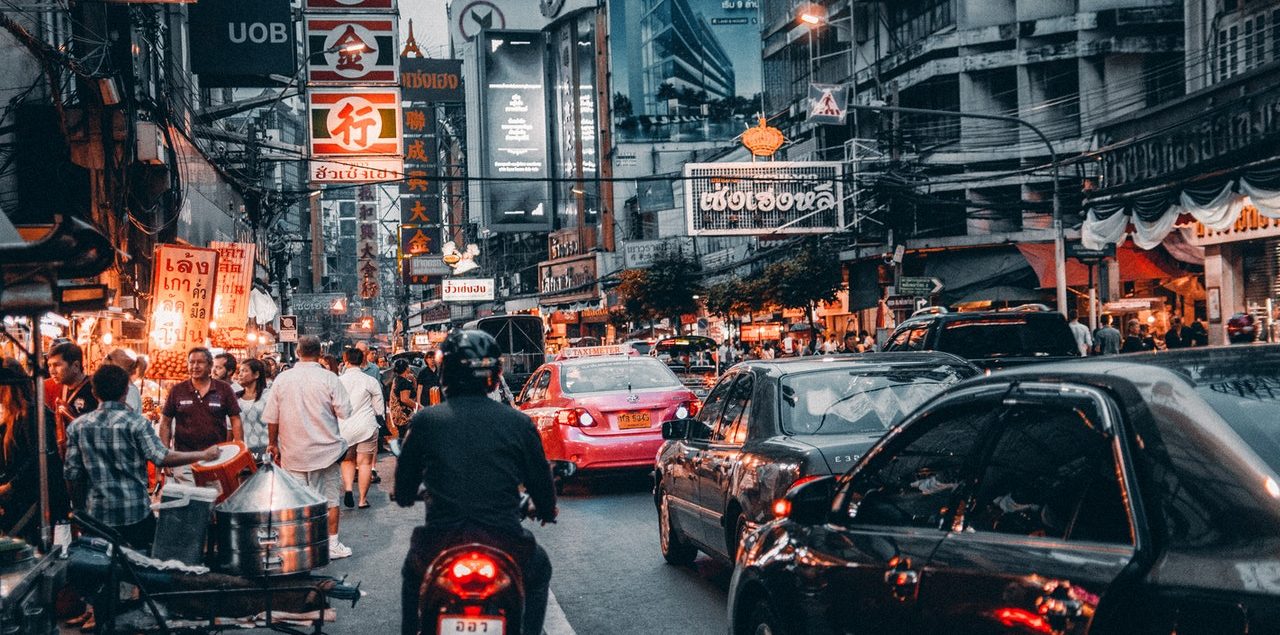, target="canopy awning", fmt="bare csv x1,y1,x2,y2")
1016,242,1185,288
